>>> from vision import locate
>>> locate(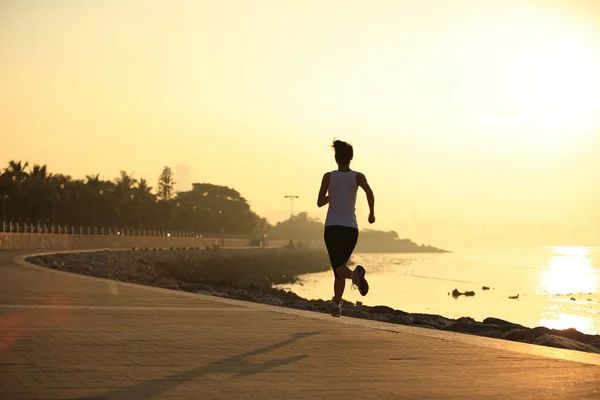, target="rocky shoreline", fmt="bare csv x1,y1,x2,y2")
27,248,600,355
